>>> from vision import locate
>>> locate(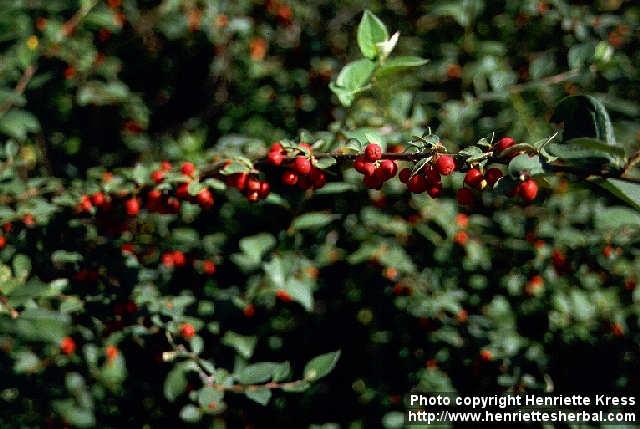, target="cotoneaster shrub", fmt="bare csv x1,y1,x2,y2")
1,2,639,428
